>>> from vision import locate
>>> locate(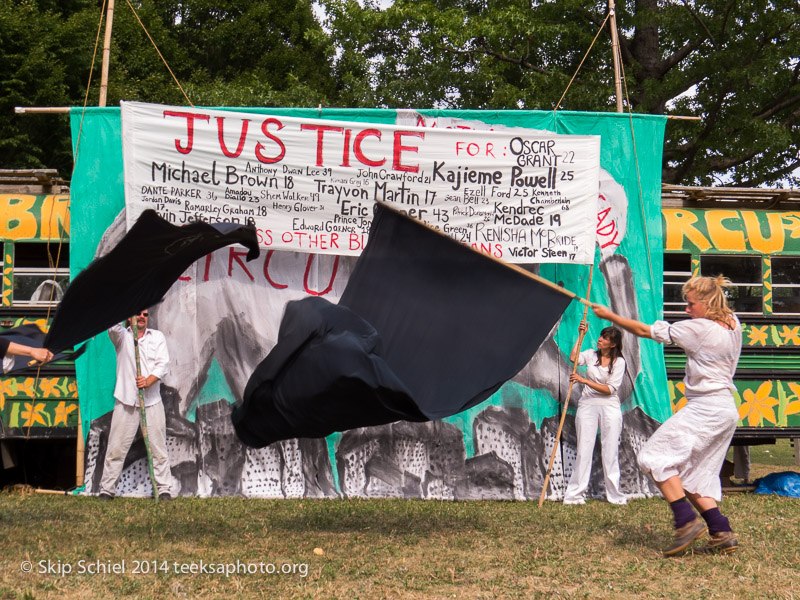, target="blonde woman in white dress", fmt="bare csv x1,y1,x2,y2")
593,275,741,557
